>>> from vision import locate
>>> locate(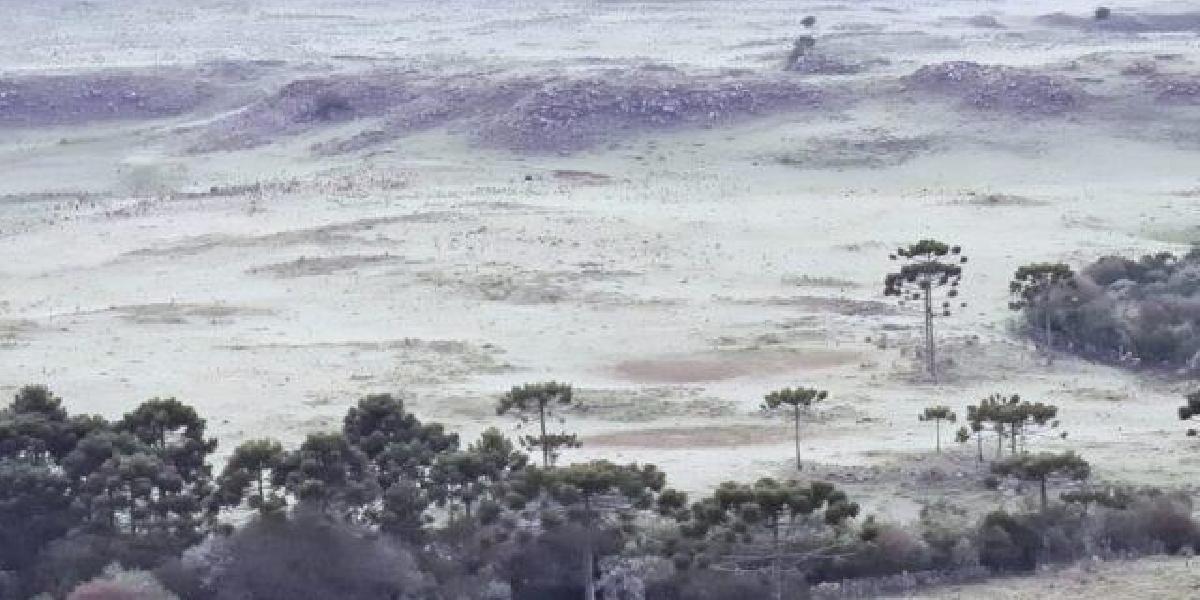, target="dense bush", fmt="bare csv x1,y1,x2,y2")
1015,249,1200,372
